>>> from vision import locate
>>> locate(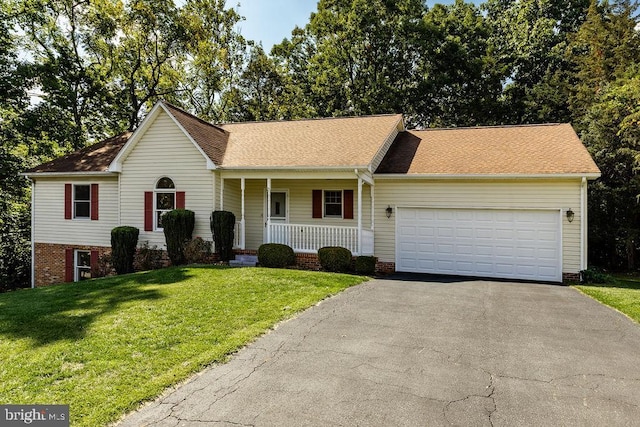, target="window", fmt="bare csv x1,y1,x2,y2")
312,189,353,220
75,250,91,281
324,190,343,217
65,183,98,220
74,185,91,219
155,177,175,230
